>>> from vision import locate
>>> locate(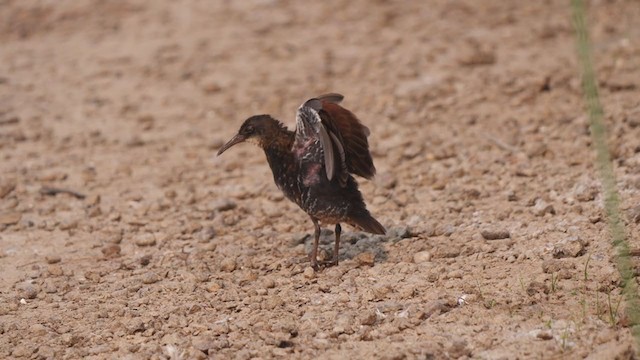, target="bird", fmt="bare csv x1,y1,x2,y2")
217,93,385,270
